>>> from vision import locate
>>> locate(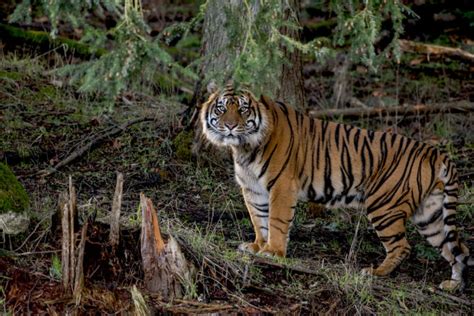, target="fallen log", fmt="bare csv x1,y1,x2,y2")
399,39,474,63
140,193,195,299
308,101,474,119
